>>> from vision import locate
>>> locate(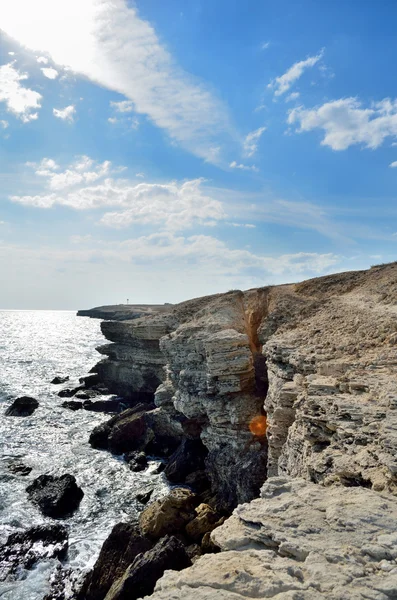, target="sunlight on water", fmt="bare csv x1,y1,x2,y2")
0,311,168,599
